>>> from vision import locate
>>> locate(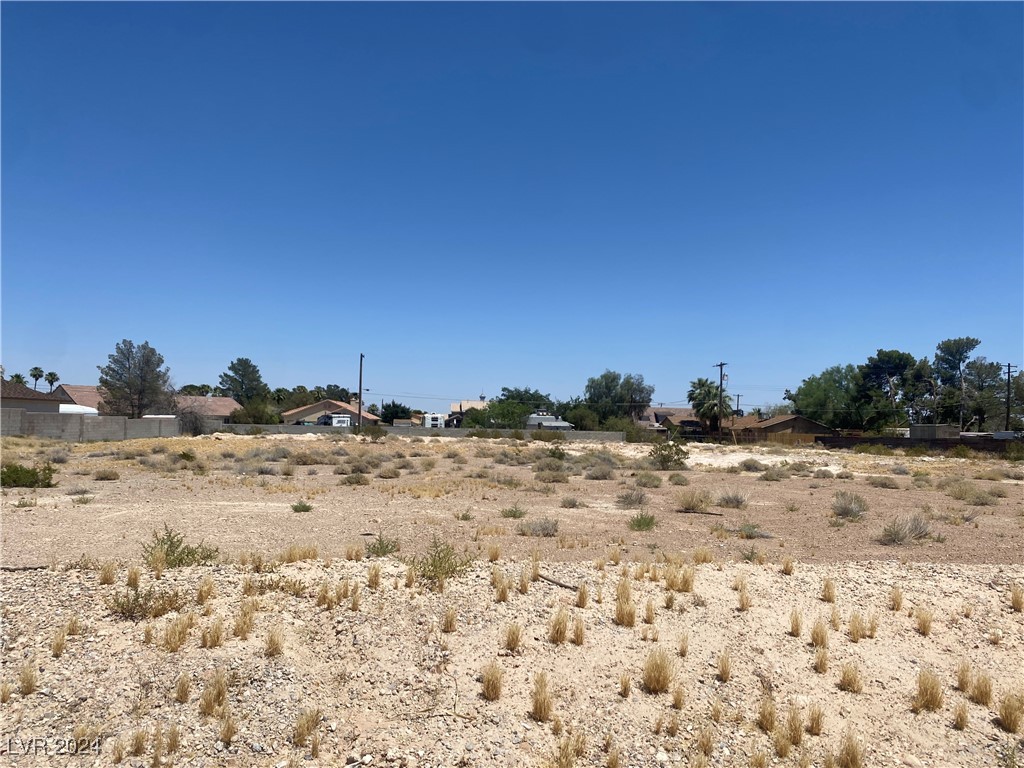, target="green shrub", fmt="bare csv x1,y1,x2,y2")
628,512,657,531
880,515,931,545
738,521,769,539
1,462,56,488
344,473,370,485
759,466,790,482
616,489,648,509
500,504,527,519
517,518,559,537
560,496,582,508
648,441,689,470
668,473,689,486
142,524,219,568
178,450,196,462
366,531,400,557
107,586,186,622
867,475,899,489
832,491,868,521
535,471,568,484
739,458,767,472
94,469,120,481
408,536,472,585
291,500,313,513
